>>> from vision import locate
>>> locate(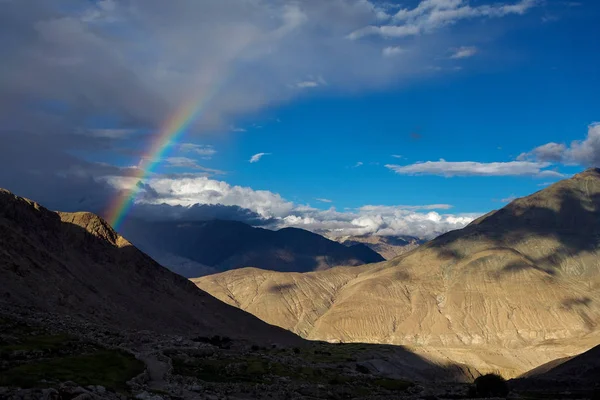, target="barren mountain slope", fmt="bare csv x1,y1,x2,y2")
195,169,600,376
120,219,384,277
337,235,424,259
511,344,600,396
0,188,299,344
